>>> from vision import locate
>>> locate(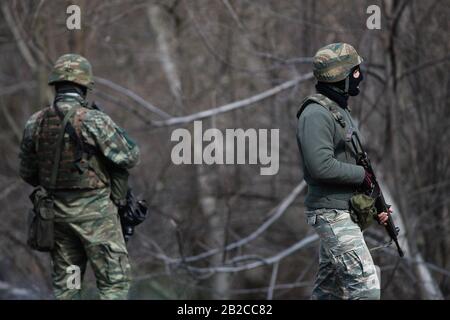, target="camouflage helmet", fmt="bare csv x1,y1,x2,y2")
313,43,363,83
48,54,94,89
